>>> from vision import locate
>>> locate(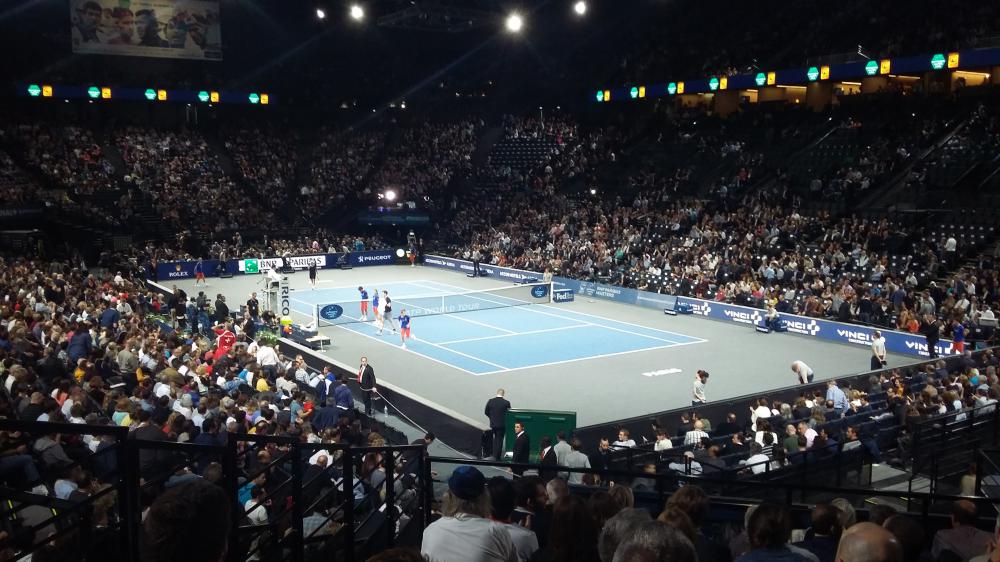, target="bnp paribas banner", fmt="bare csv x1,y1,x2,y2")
71,0,222,61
